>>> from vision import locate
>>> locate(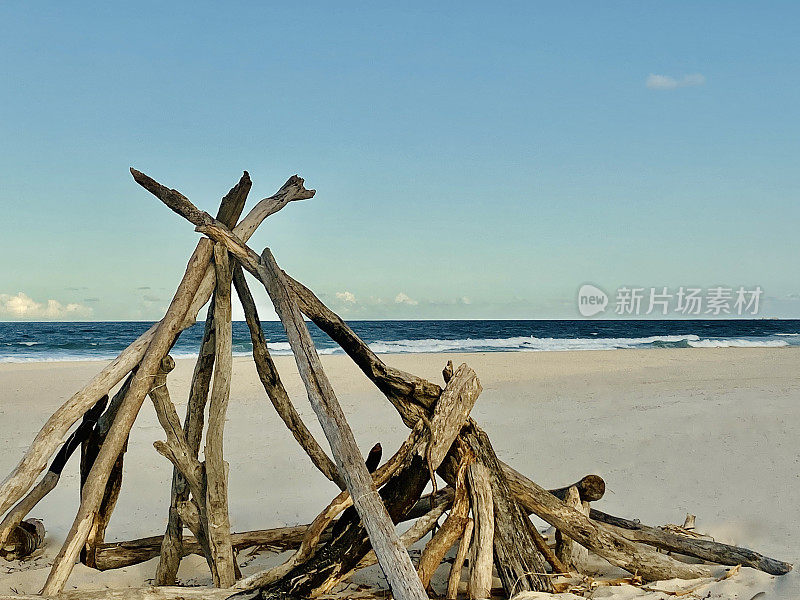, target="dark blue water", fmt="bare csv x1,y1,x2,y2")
0,320,799,362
